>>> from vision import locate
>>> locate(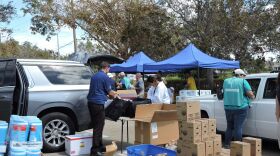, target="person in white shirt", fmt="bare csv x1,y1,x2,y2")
147,76,171,104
